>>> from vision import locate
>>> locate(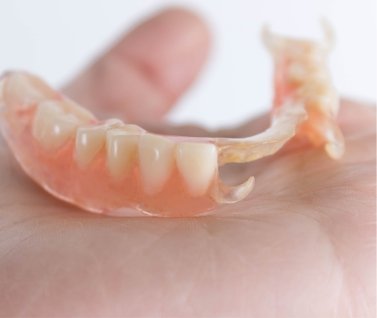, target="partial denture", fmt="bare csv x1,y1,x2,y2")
0,26,345,217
